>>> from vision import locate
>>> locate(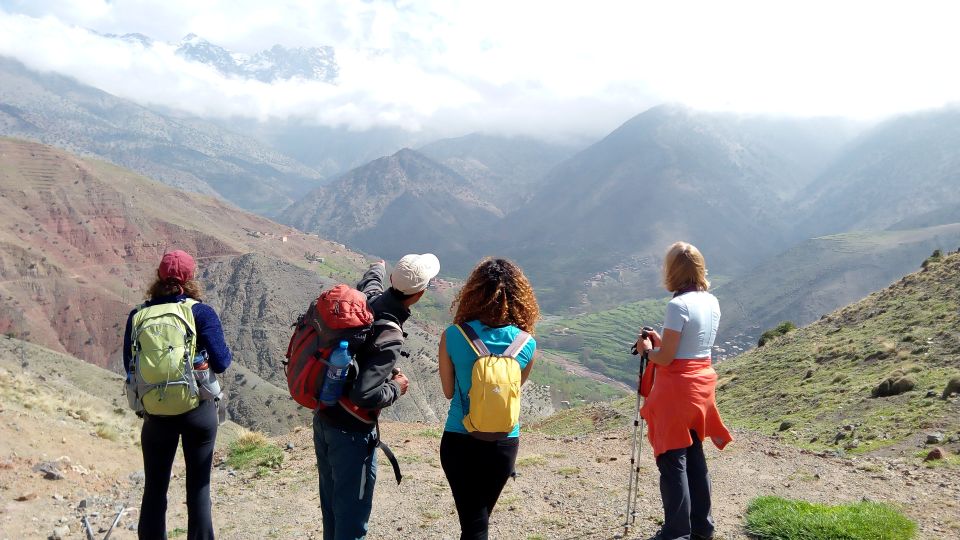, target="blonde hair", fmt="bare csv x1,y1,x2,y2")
451,258,540,334
662,242,710,293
